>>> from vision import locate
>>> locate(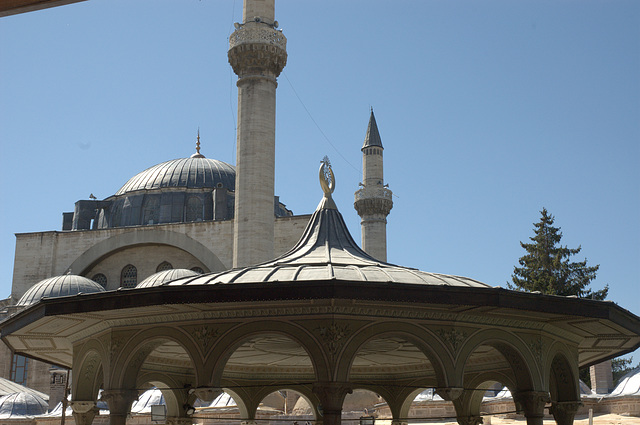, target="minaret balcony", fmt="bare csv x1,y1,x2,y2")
228,23,288,78
355,186,393,201
354,187,393,217
229,23,287,51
